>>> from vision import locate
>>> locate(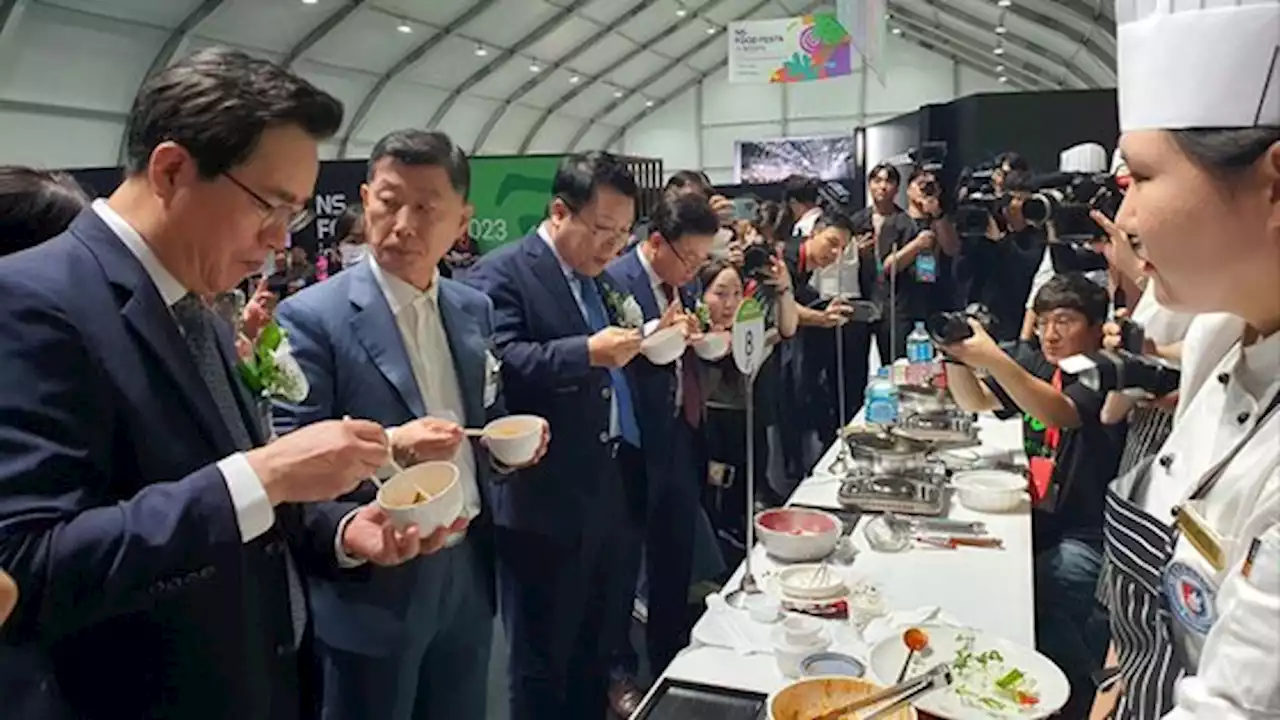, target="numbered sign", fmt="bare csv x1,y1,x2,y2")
732,297,766,375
